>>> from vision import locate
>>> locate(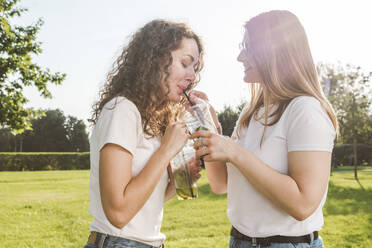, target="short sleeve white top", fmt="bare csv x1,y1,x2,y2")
88,97,169,247
227,96,336,237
